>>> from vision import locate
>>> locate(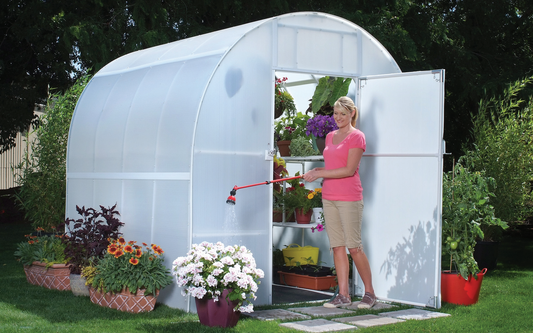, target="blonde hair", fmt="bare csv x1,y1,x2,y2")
334,96,358,127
